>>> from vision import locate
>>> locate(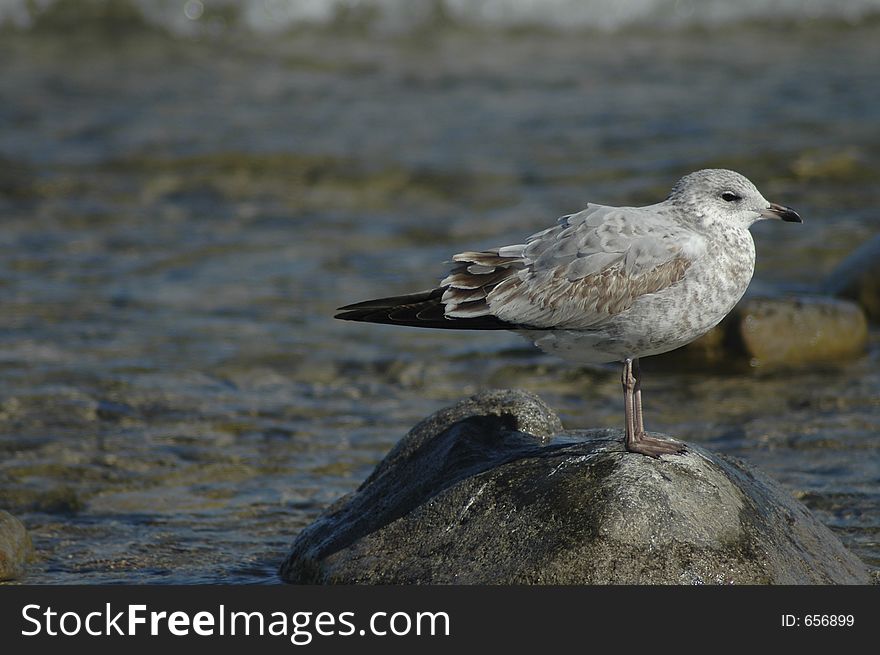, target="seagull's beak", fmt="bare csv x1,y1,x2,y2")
760,202,802,223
